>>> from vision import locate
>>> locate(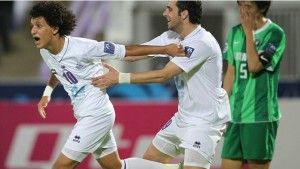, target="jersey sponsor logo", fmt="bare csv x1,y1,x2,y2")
193,141,201,149
184,46,194,58
104,42,115,54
